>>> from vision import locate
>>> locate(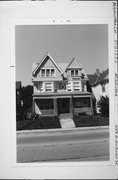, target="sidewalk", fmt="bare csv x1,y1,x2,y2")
17,125,109,137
